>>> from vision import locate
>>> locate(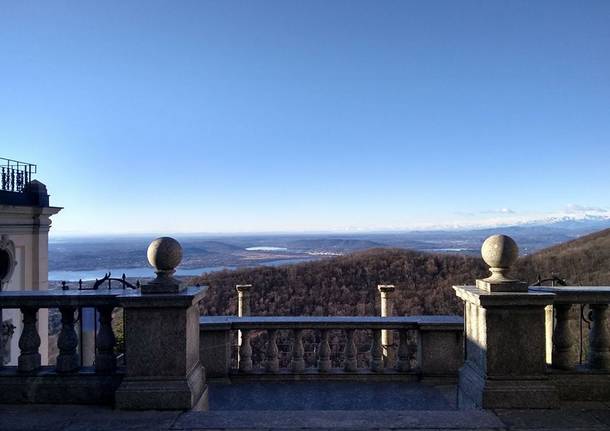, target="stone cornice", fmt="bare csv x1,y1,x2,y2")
0,204,62,217
0,205,62,233
453,285,555,307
